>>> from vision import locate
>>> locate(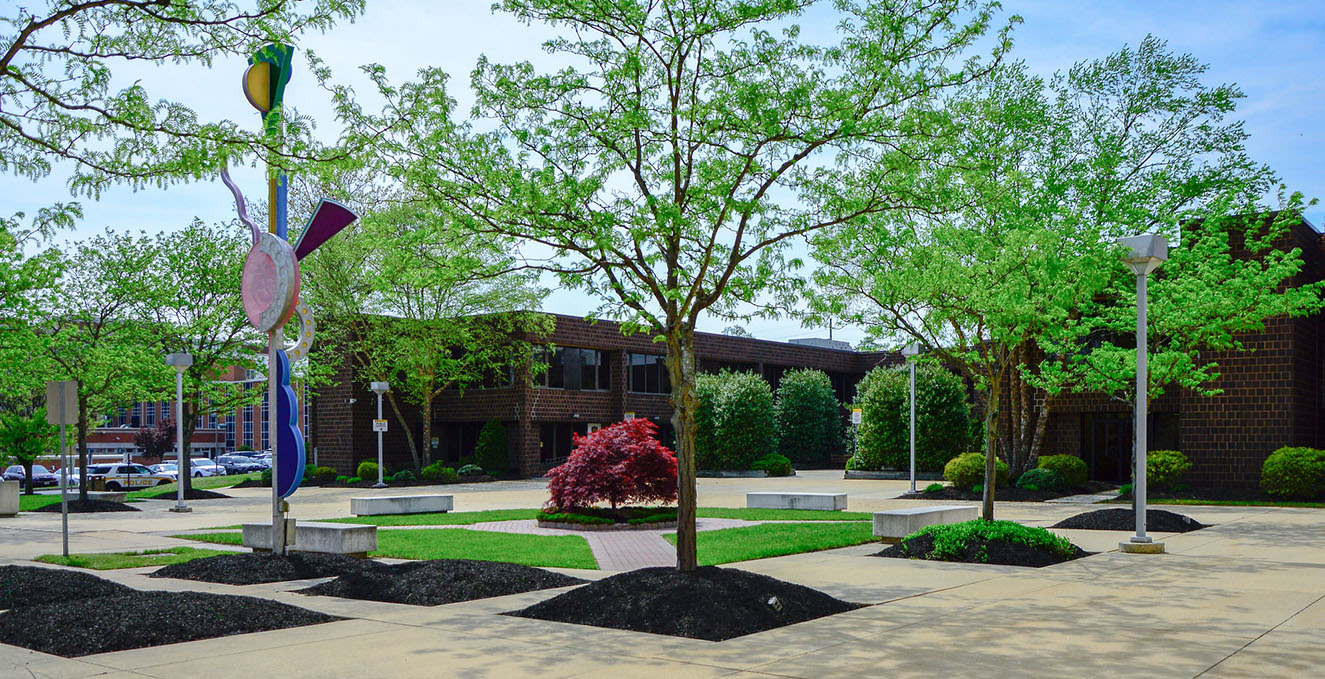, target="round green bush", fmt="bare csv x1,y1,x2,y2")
390,469,417,484
693,370,777,470
774,369,844,465
457,463,484,477
356,461,379,481
475,419,509,473
420,463,460,483
335,475,351,483
854,364,971,472
751,452,794,477
1015,467,1061,492
310,466,338,483
1260,447,1325,499
943,452,1009,491
1146,450,1192,491
1037,455,1087,489
259,468,272,487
